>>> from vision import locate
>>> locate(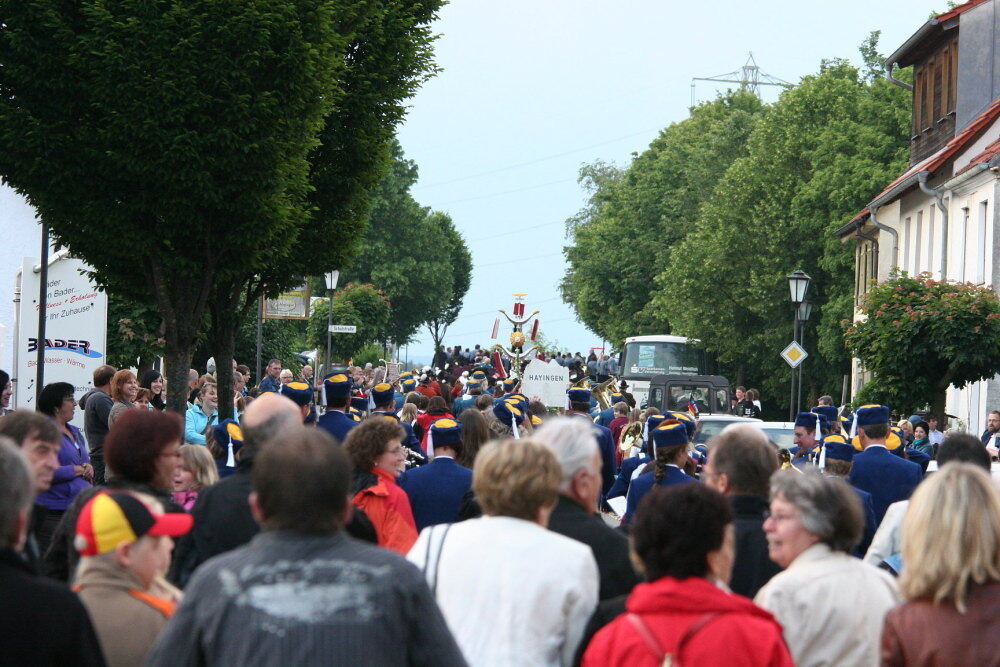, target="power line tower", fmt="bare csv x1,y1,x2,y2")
690,52,792,107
